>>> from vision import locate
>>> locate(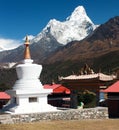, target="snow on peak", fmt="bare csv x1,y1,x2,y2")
67,6,93,24
67,6,86,20
33,5,98,45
